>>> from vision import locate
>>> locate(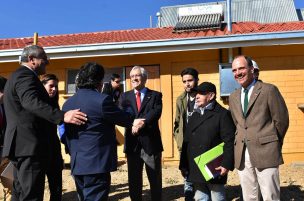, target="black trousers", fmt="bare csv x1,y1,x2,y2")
46,156,63,201
11,156,47,201
127,150,162,201
74,172,111,201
